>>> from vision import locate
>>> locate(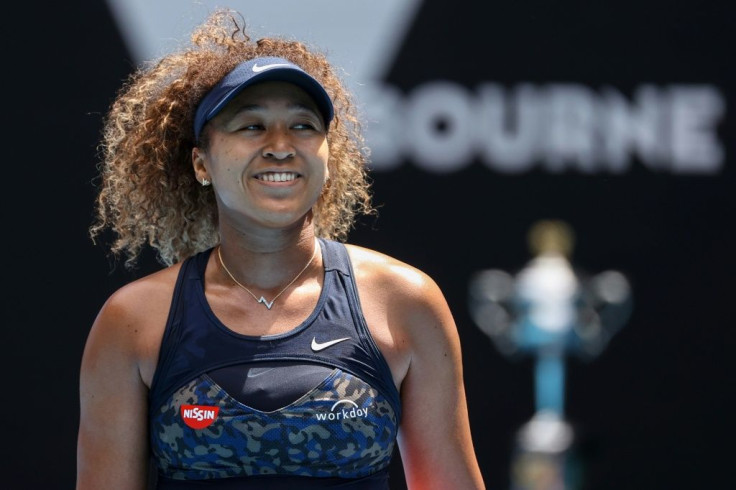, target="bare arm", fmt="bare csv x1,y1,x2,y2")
394,270,486,489
77,278,169,490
